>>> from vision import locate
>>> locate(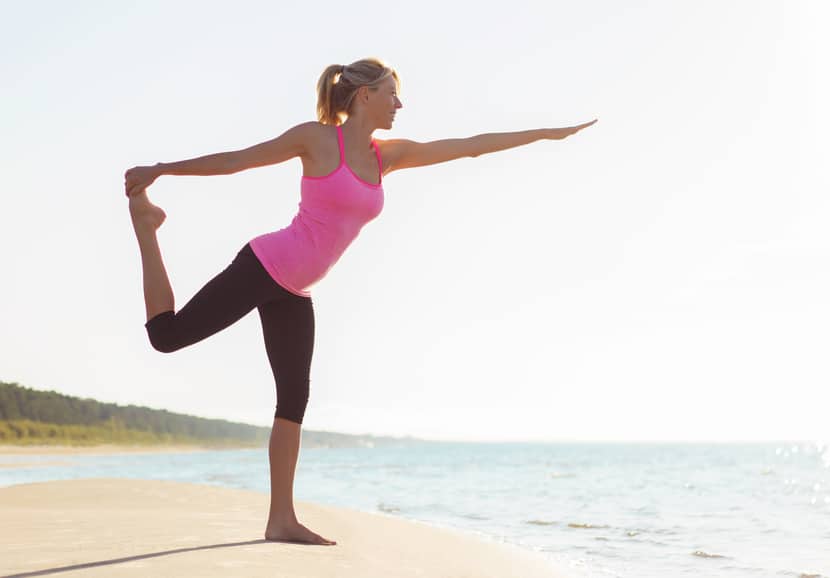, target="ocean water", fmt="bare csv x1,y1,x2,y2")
1,441,827,578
